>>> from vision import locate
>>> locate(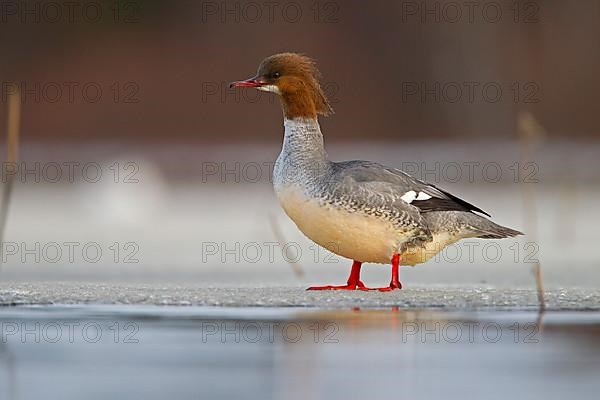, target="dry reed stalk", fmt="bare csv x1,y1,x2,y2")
0,87,21,275
268,211,305,278
517,111,546,312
